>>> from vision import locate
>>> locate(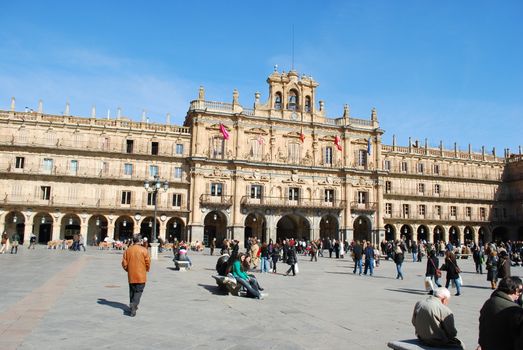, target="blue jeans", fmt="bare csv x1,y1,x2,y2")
446,277,462,295
364,259,374,275
236,277,261,298
396,263,404,279
412,252,417,262
353,258,362,274
260,257,269,273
